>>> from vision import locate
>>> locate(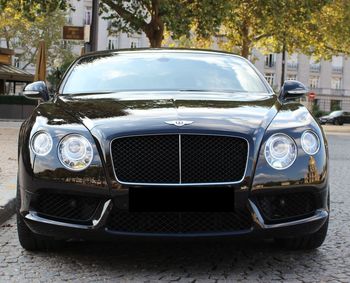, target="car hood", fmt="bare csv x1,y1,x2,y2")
56,91,280,137
320,115,331,119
